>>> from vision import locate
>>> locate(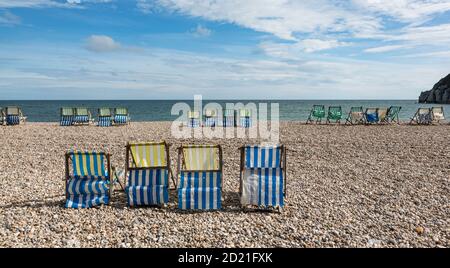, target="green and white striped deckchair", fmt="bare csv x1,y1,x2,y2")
326,106,342,124
177,144,223,210
385,106,401,124
306,105,326,124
